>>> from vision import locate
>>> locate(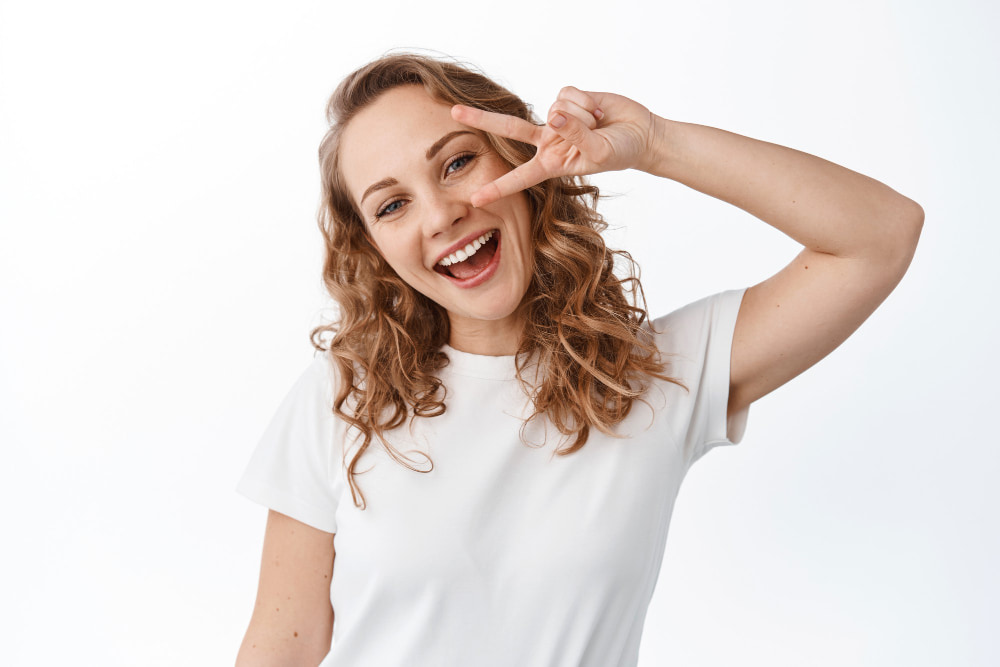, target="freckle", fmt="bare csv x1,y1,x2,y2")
294,631,299,638
804,265,809,269
252,644,256,649
276,607,280,612
324,574,329,579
